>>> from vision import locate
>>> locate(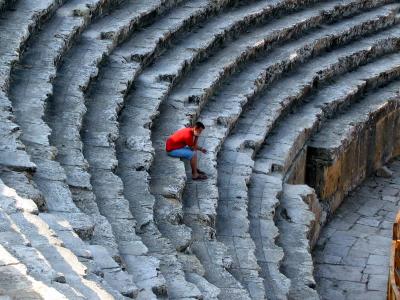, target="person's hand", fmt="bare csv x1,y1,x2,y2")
201,148,207,154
